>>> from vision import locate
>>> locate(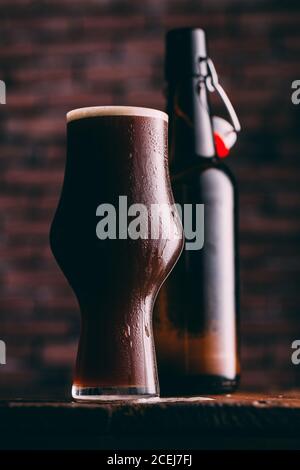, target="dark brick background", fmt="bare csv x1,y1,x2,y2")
0,0,299,398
